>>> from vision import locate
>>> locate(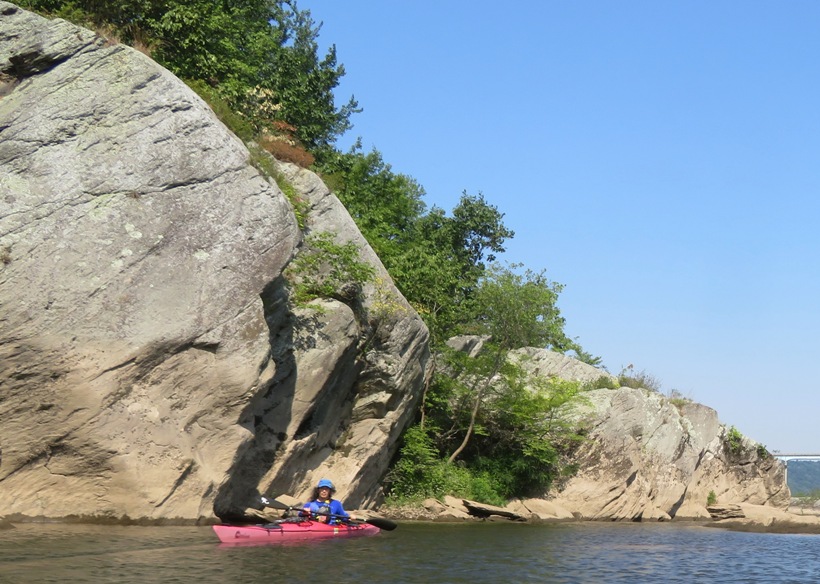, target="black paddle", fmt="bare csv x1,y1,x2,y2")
261,496,397,531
